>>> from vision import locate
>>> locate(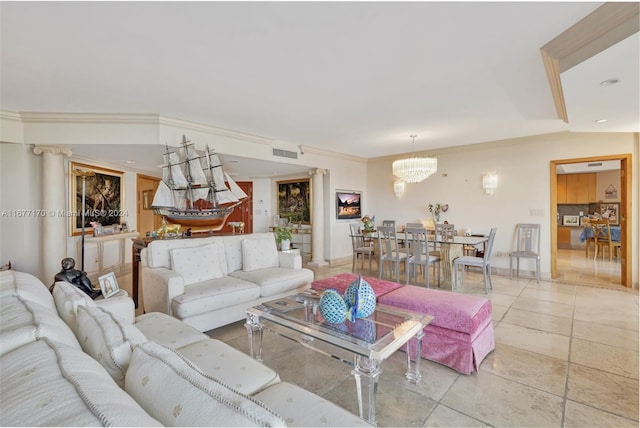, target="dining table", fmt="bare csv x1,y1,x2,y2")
579,225,621,242
353,231,489,290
